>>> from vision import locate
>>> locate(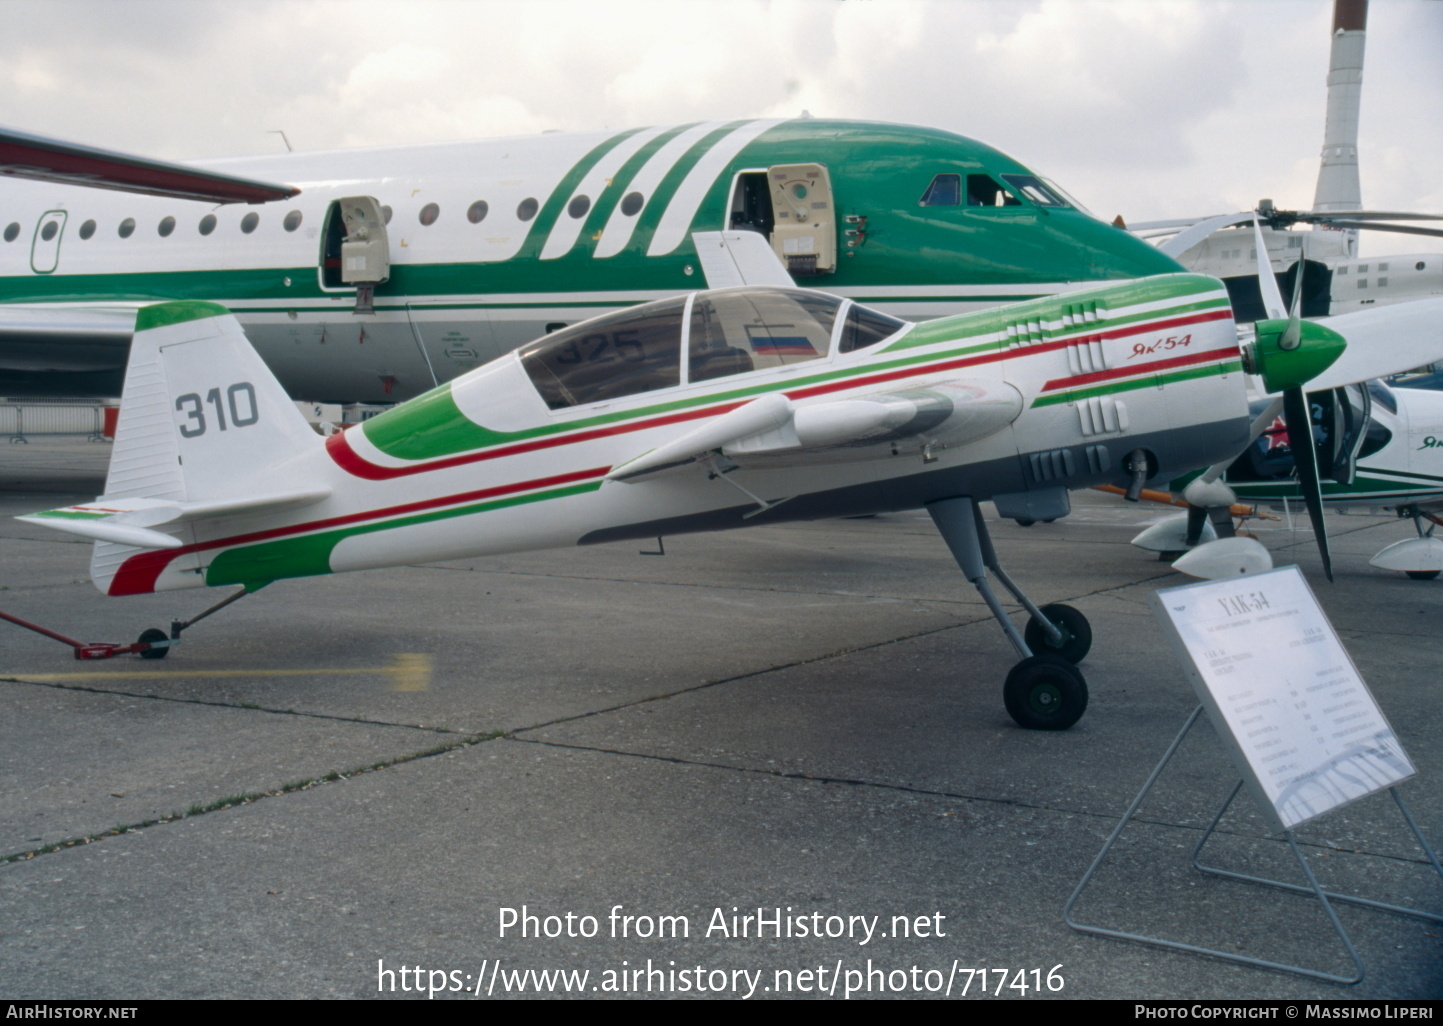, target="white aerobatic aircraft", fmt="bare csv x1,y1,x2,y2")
16,271,1364,731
